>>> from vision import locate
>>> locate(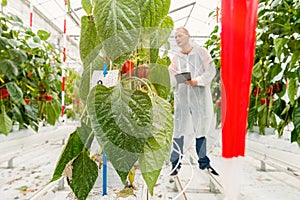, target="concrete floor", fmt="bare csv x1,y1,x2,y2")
0,123,300,200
